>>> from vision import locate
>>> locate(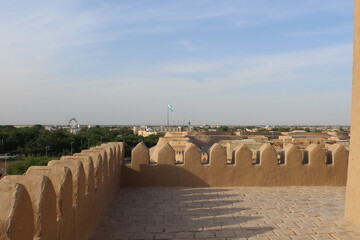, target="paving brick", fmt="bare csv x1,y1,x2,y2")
233,229,254,238
331,232,358,240
247,237,270,240
273,229,295,236
203,225,222,231
312,228,338,234
315,222,338,228
268,236,292,240
145,226,165,233
239,223,260,230
154,232,174,239
295,222,318,228
125,226,145,233
277,223,299,229
92,187,360,240
310,234,335,240
292,228,315,235
132,232,155,240
113,232,133,239
290,236,314,240
174,232,194,239
195,231,216,238
215,230,236,238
